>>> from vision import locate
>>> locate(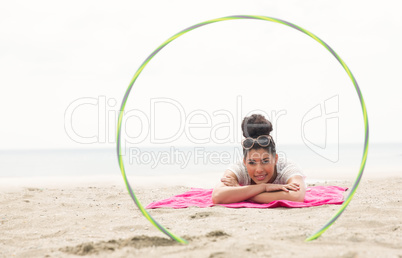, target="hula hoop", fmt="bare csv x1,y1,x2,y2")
116,15,369,244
